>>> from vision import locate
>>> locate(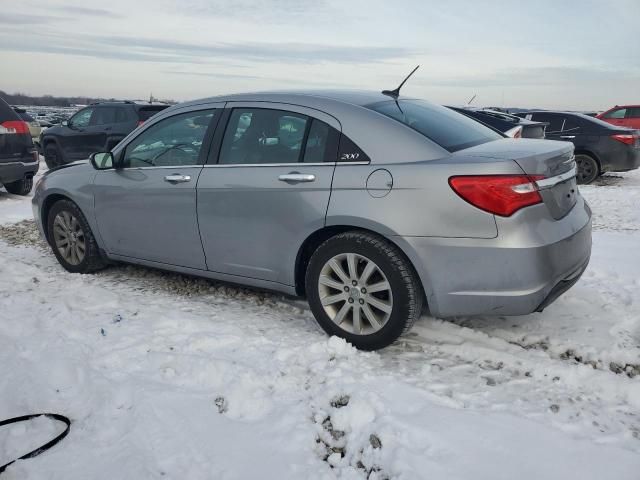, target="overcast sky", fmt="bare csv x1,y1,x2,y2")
1,0,638,110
